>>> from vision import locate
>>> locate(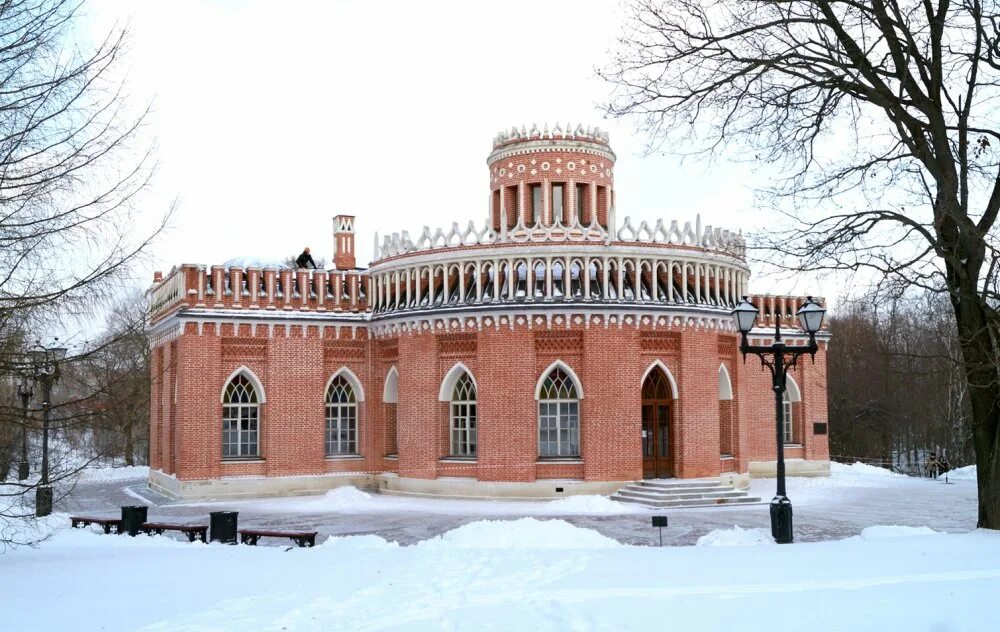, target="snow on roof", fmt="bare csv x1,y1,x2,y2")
222,256,291,269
